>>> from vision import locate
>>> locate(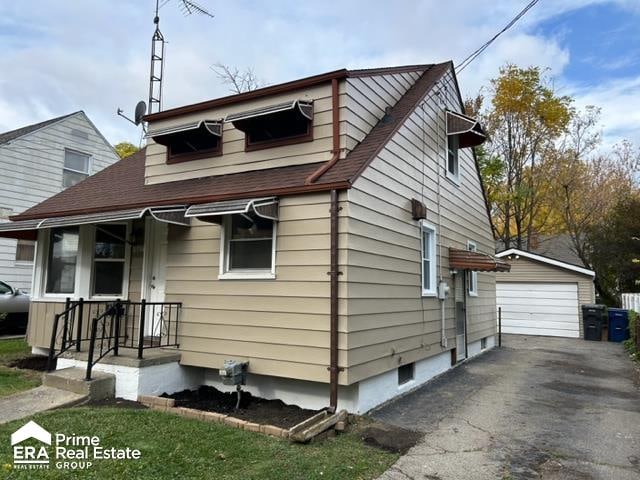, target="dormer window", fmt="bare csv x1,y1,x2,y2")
148,120,223,164
226,100,313,151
